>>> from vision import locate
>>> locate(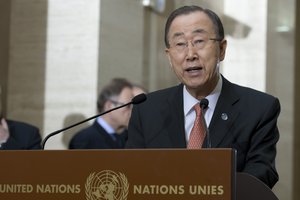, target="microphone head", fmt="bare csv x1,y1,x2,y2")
200,98,209,109
132,93,147,104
